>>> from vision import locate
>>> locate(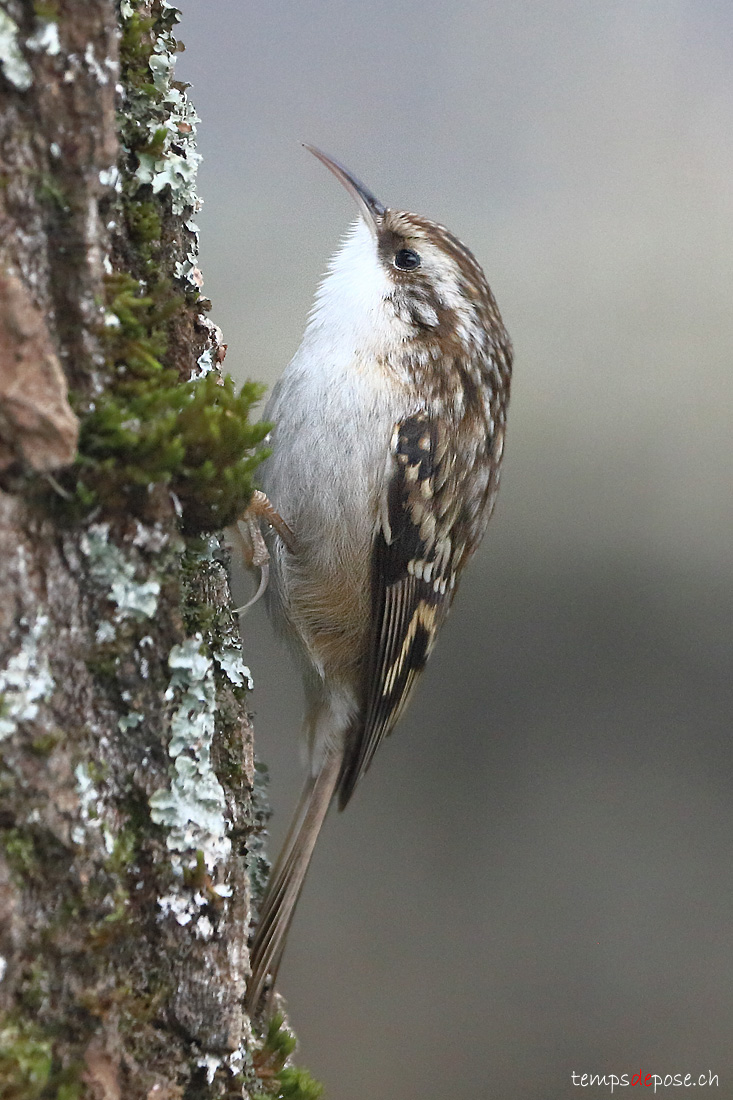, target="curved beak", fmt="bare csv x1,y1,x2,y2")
303,144,385,235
